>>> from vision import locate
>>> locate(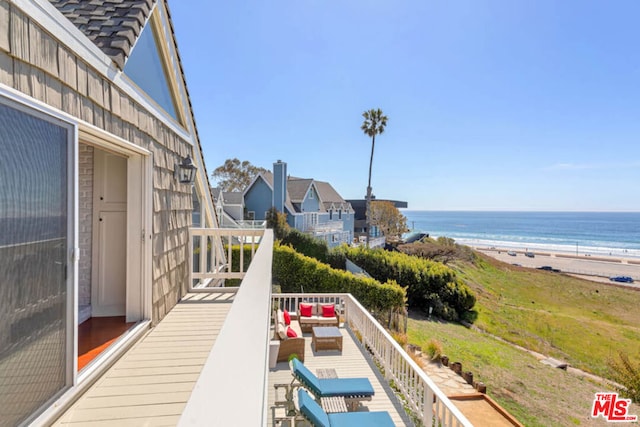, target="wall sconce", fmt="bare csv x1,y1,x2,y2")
176,155,197,184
